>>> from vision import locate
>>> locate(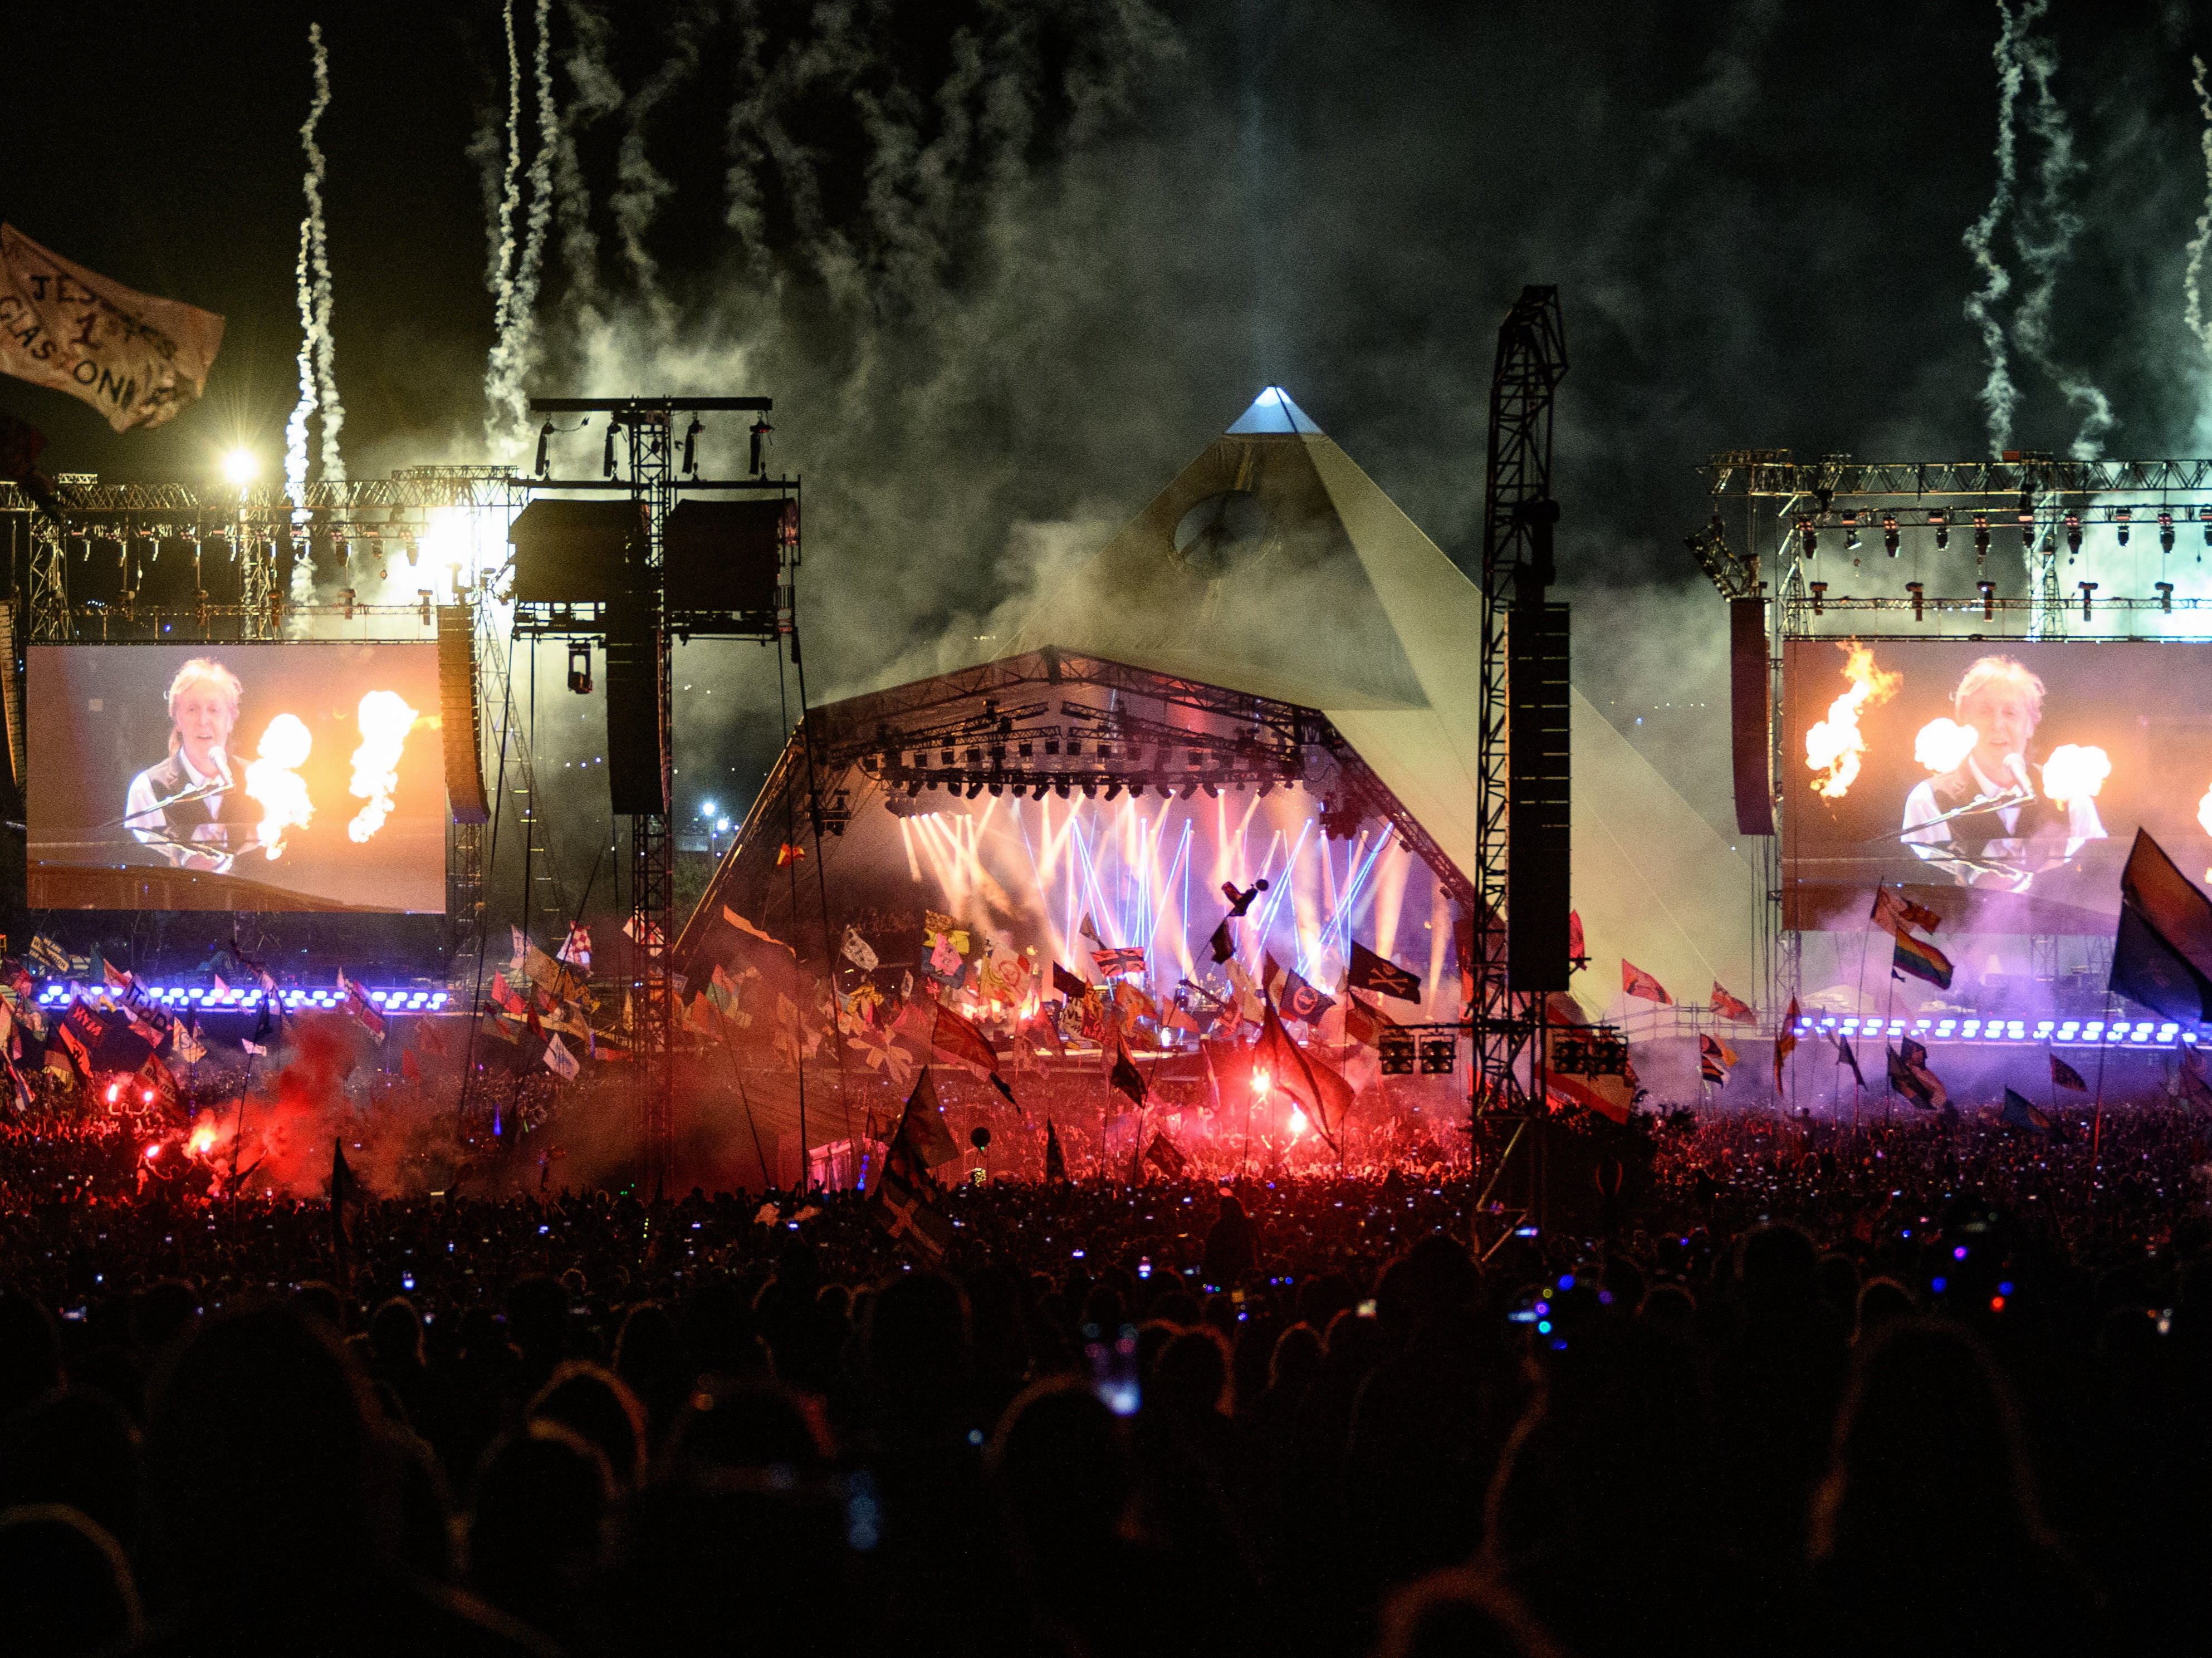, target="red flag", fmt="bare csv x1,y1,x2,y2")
776,842,808,866
1252,995,1354,1149
1568,909,1585,962
1621,960,1672,1005
1710,982,1757,1023
1774,997,1800,1094
401,1048,422,1082
931,1000,1001,1077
